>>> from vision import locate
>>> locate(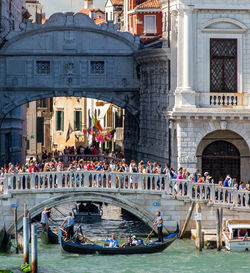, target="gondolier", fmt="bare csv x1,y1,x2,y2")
62,212,74,240
41,207,51,231
154,211,163,243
